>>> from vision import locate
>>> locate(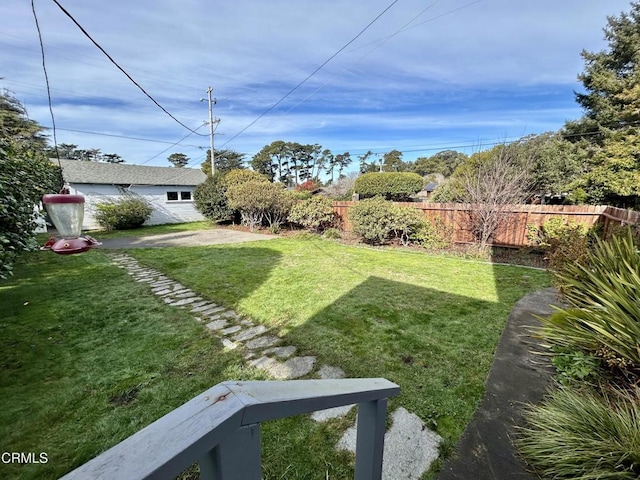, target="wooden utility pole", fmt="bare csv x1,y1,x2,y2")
205,86,220,176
